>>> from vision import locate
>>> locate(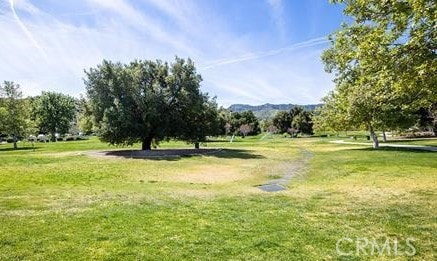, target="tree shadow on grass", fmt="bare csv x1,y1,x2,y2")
97,148,264,161
0,146,38,152
383,140,437,147
348,147,436,153
210,149,265,159
204,138,230,143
